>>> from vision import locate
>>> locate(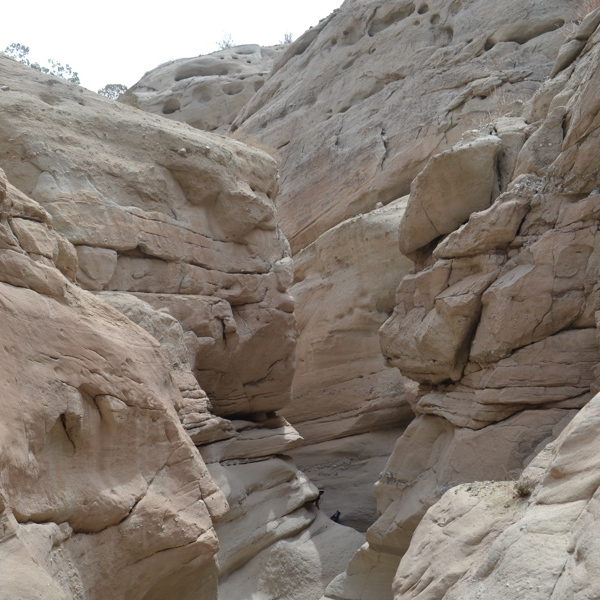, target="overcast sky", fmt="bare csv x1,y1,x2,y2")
2,0,343,92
